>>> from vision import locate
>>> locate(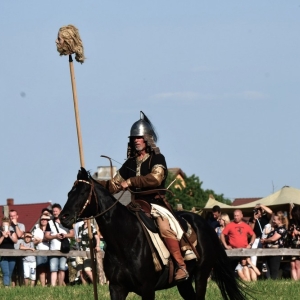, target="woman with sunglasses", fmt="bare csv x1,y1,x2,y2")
32,214,50,286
